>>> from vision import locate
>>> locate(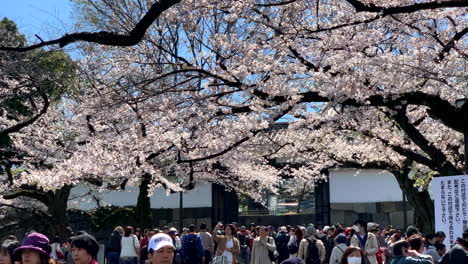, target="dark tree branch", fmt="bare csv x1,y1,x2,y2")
0,0,180,52
437,27,468,61
0,91,50,136
255,0,298,7
346,0,468,16
388,107,460,175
